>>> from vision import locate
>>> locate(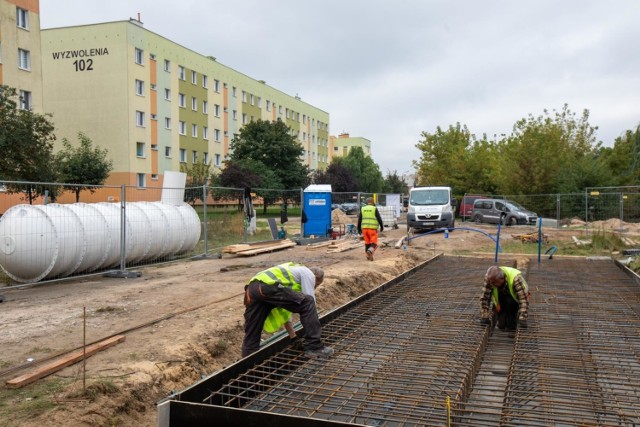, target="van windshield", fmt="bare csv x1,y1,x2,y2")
410,189,449,206
506,201,525,211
